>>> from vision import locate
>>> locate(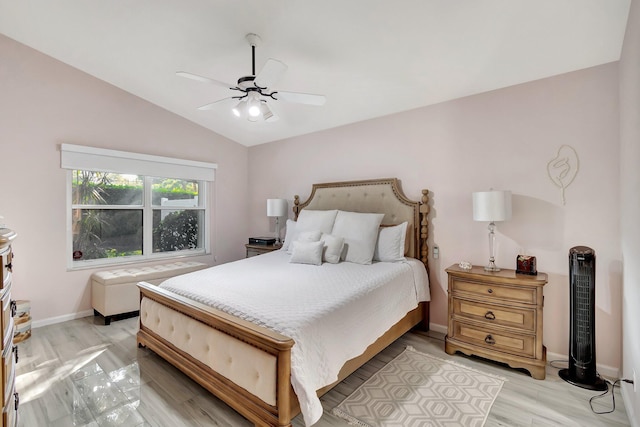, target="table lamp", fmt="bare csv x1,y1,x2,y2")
472,190,512,271
267,198,288,244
